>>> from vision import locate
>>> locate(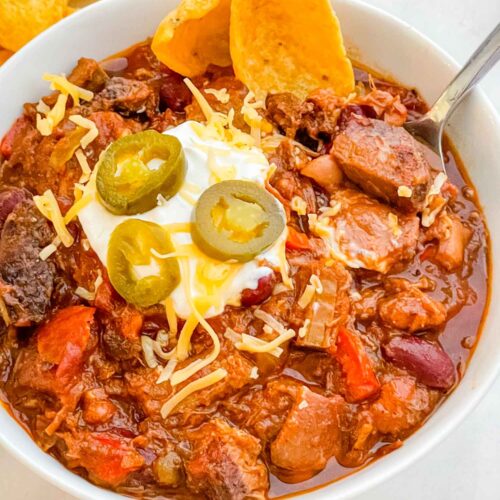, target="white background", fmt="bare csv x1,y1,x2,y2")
1,0,499,498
